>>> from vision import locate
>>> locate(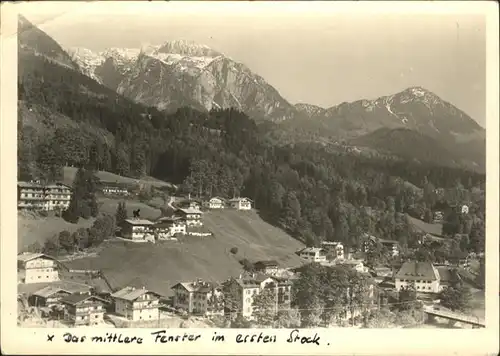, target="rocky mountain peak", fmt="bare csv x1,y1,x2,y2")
156,40,223,58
